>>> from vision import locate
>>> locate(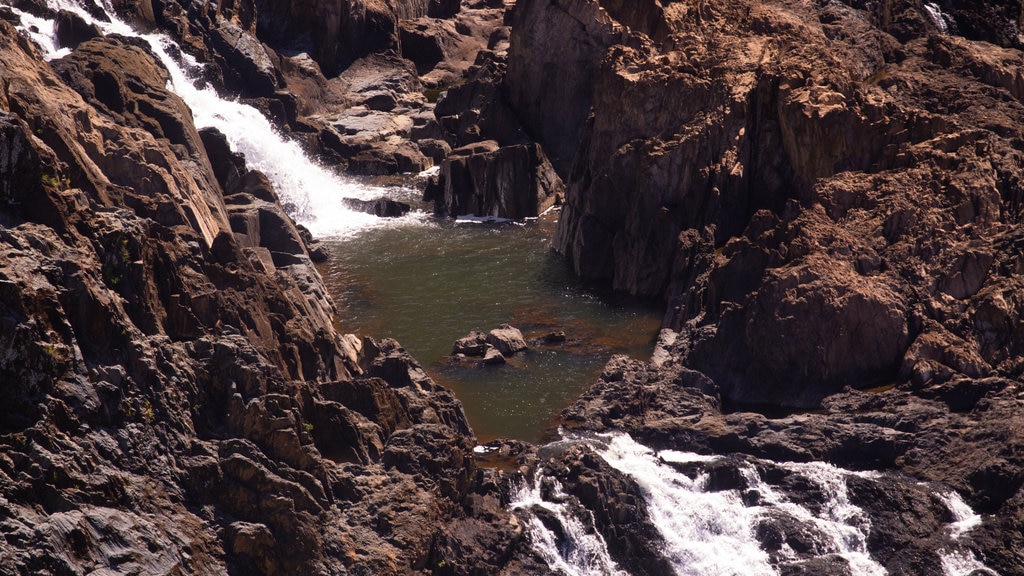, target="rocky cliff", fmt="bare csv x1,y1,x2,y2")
508,0,1024,407
4,0,1024,572
502,0,1024,571
0,16,522,575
